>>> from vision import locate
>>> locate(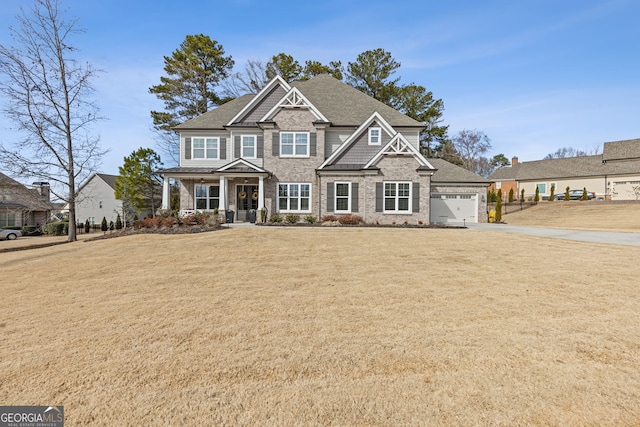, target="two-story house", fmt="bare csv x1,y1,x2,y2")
159,74,489,224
